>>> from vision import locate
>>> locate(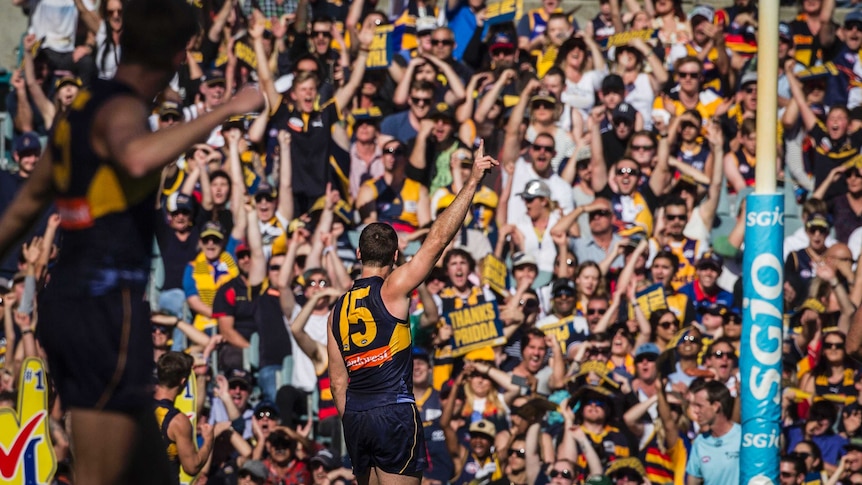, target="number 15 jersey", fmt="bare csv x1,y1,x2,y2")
331,276,415,412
